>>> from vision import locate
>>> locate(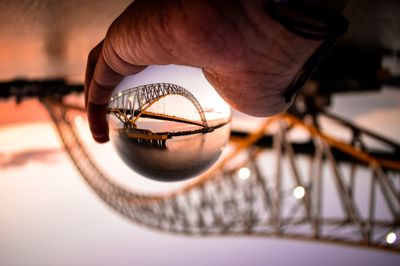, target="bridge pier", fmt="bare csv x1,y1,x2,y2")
135,138,167,149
